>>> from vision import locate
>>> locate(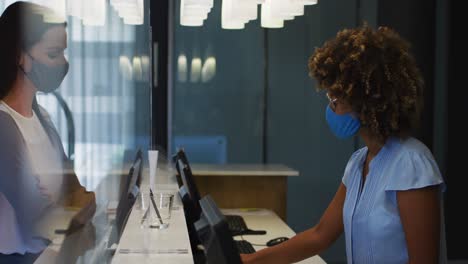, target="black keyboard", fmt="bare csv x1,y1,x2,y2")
235,240,256,254
225,215,248,236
